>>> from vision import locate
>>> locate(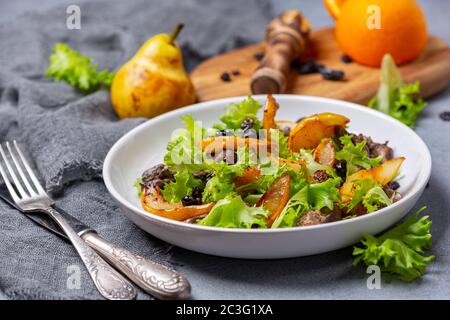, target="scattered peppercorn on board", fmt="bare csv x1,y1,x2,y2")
191,27,450,103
